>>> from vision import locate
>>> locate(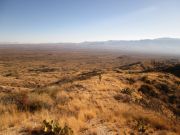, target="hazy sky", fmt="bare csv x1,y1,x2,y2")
0,0,180,43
